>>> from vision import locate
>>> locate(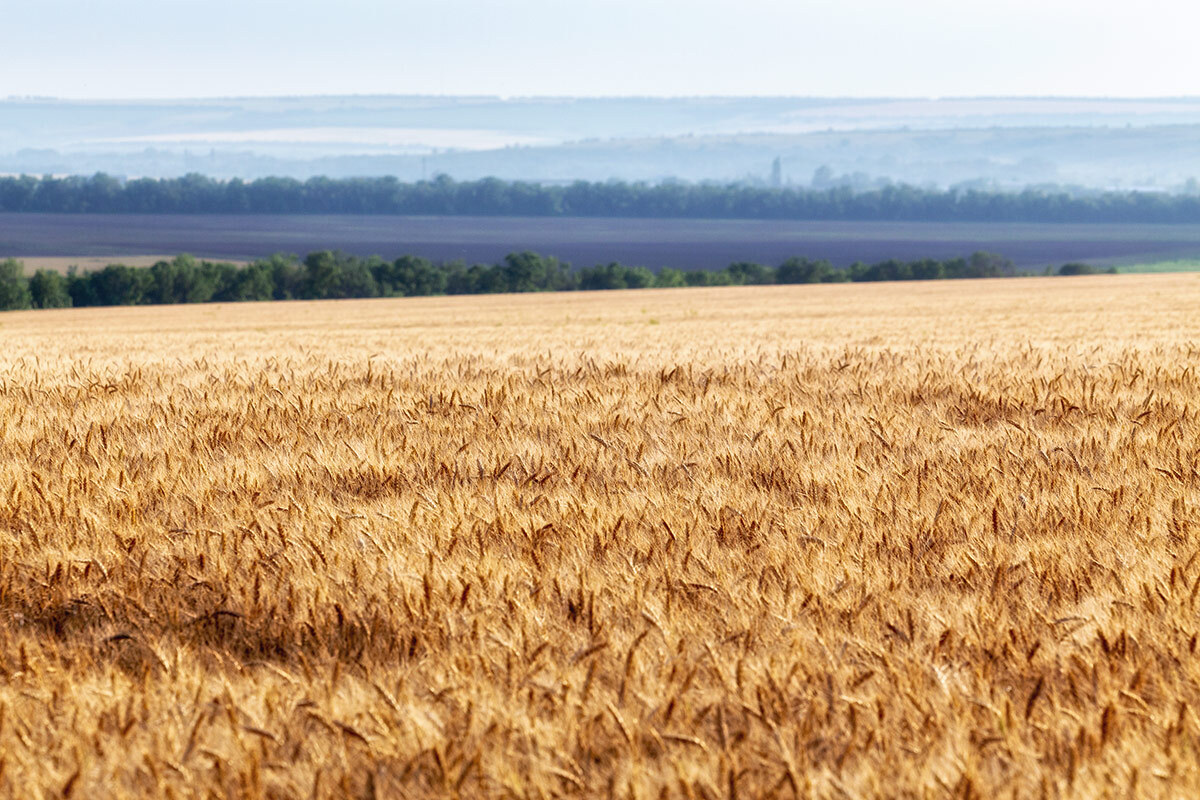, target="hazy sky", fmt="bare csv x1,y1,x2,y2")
4,0,1197,99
